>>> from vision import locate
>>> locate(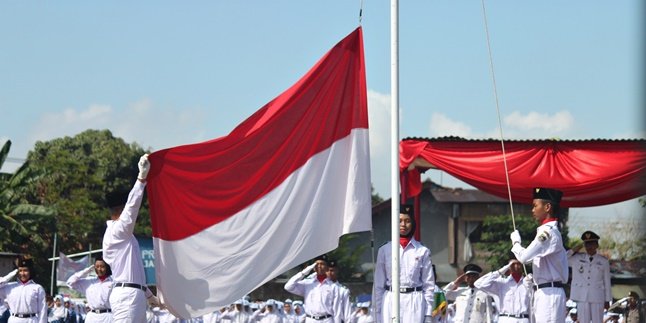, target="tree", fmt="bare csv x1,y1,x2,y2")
327,233,370,282
13,130,152,294
23,130,151,256
474,211,570,271
0,140,57,248
0,140,56,288
371,185,383,206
